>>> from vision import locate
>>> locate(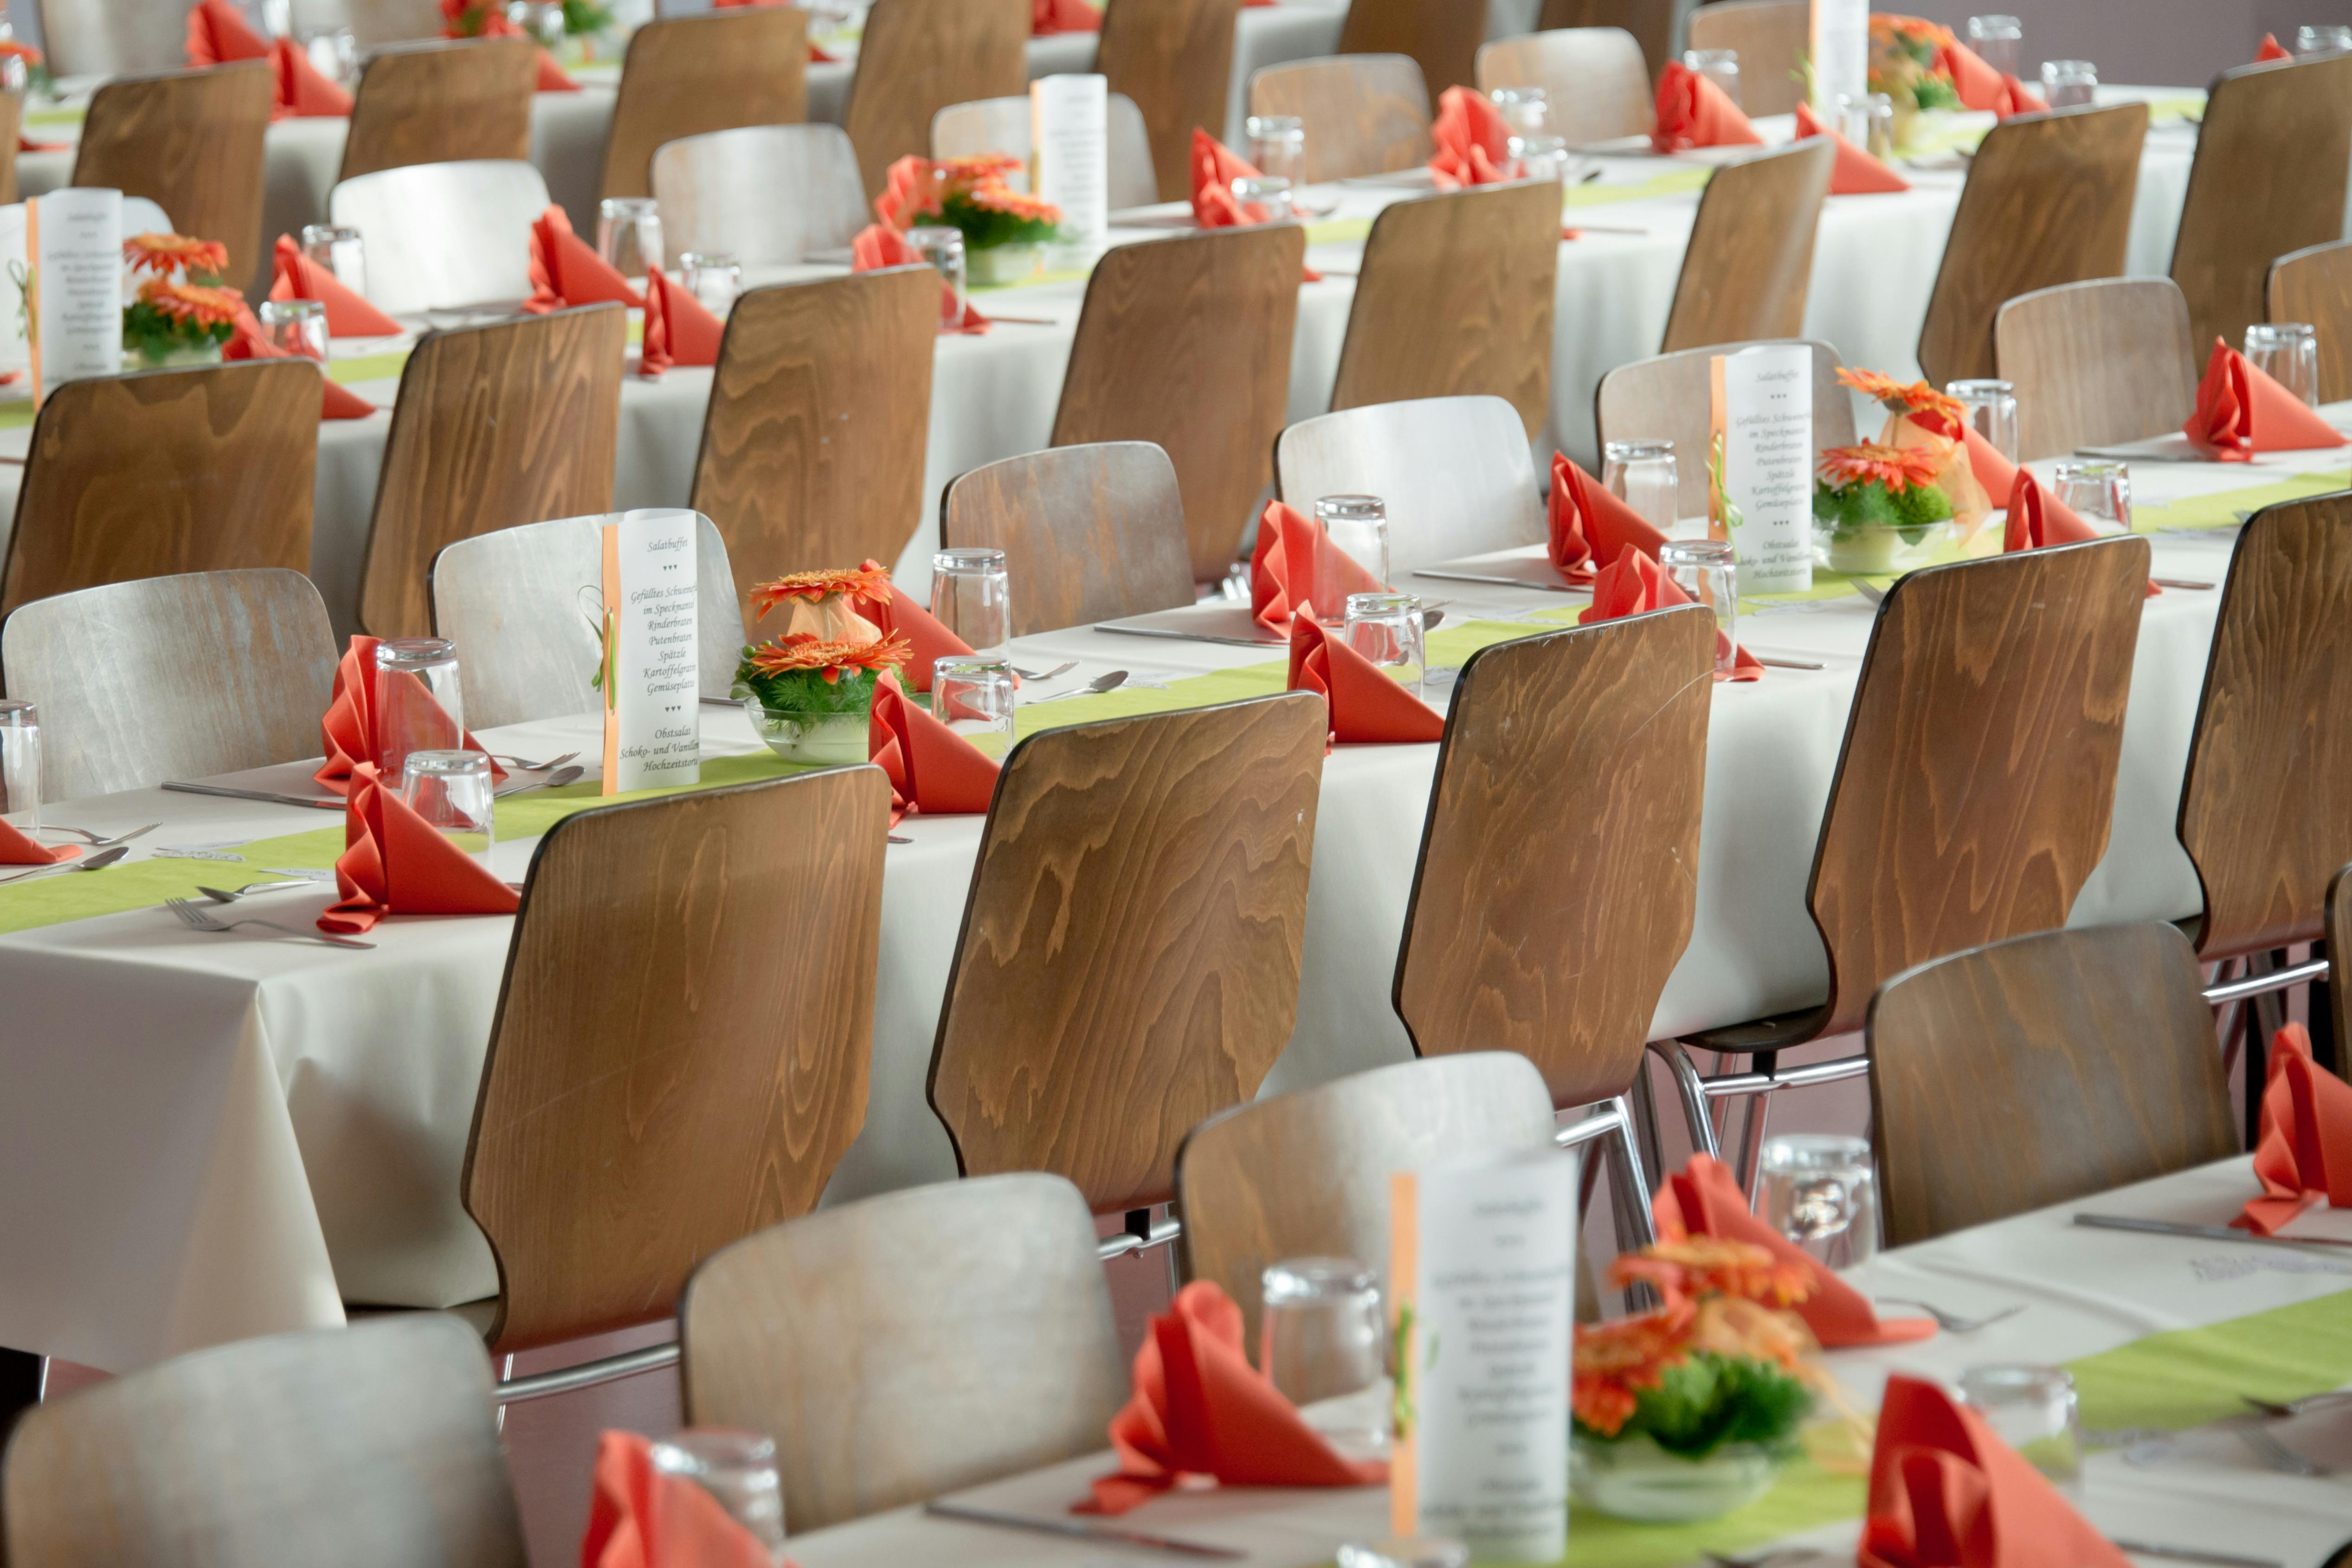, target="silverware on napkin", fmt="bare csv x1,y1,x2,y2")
163,781,344,810
920,1500,1242,1560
